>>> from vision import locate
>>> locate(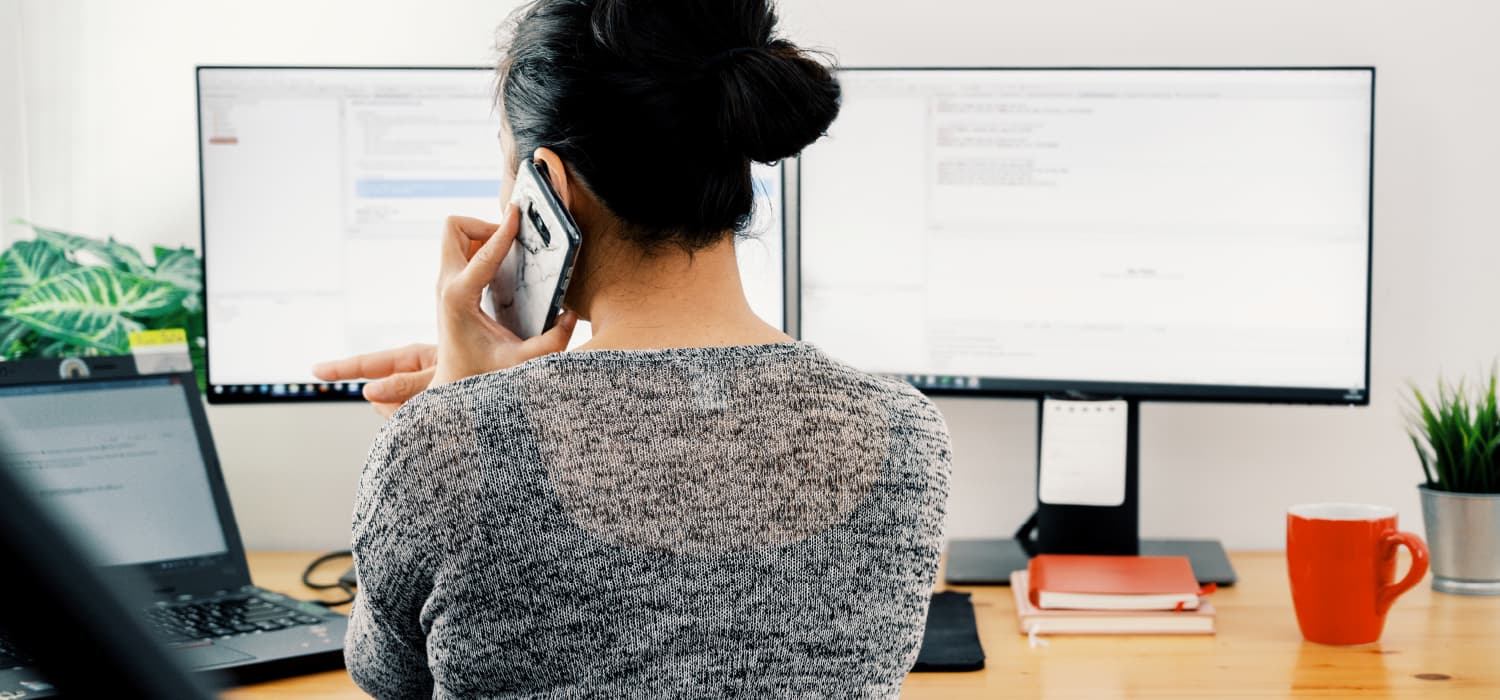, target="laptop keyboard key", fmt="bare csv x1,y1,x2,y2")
147,593,324,640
